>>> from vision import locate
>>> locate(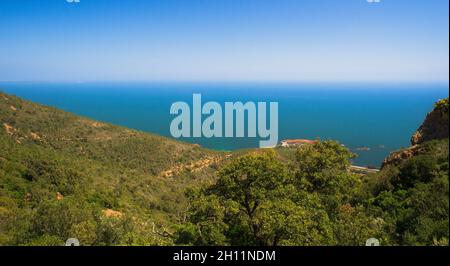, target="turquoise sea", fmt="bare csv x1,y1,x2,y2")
0,82,448,167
